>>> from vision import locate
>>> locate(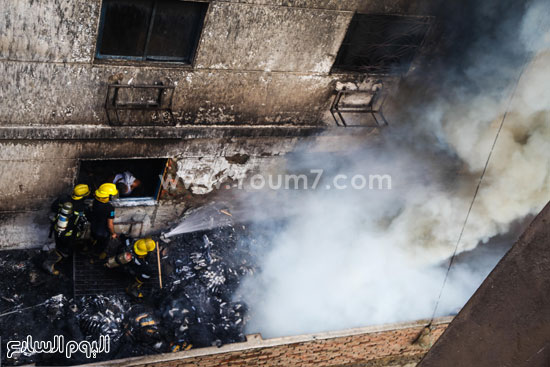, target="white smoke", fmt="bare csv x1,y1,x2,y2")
235,0,550,337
